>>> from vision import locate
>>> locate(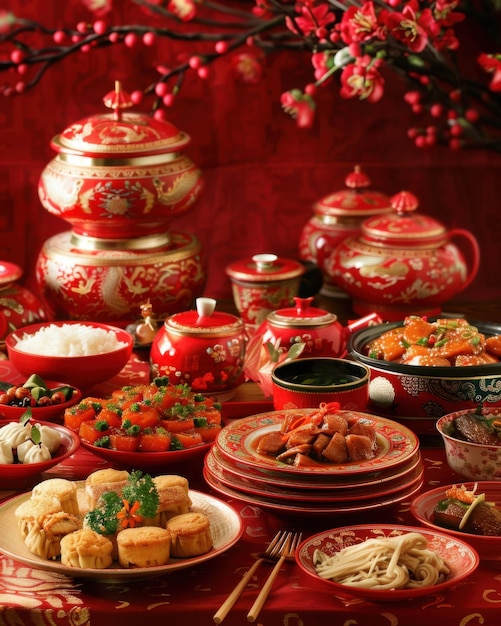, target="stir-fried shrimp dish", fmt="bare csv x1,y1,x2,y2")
364,316,501,367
